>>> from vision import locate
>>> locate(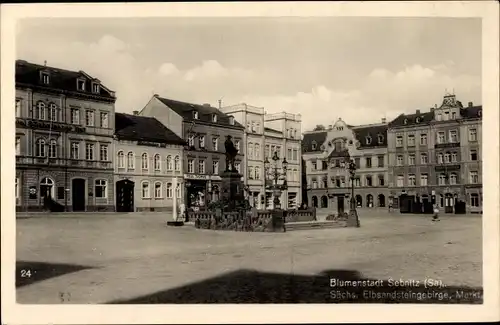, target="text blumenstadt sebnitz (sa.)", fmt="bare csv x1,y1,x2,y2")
330,277,445,288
